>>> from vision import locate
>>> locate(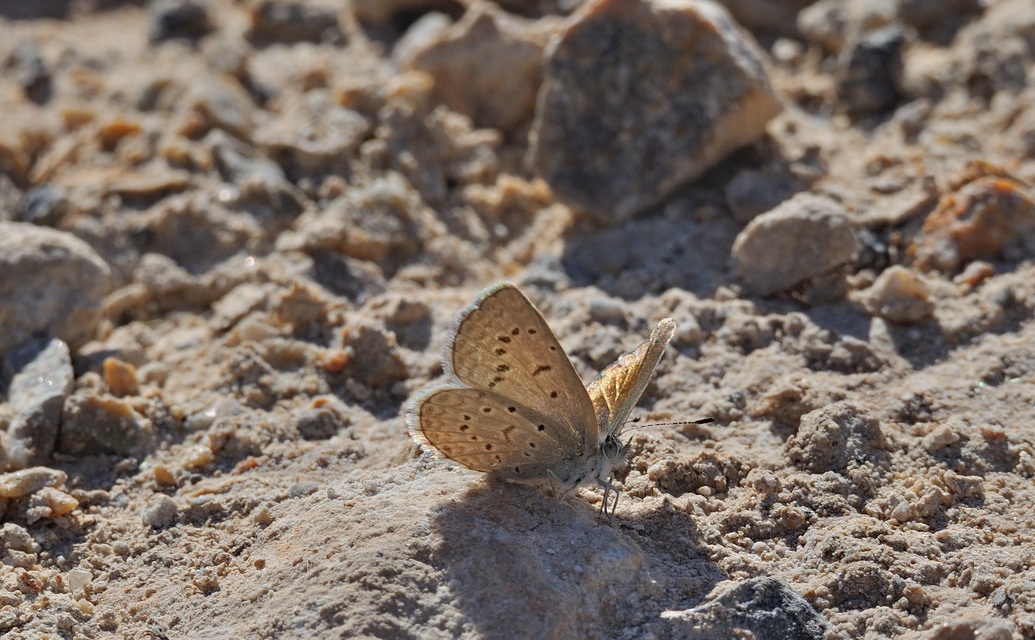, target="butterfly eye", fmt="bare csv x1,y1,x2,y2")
601,435,621,460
